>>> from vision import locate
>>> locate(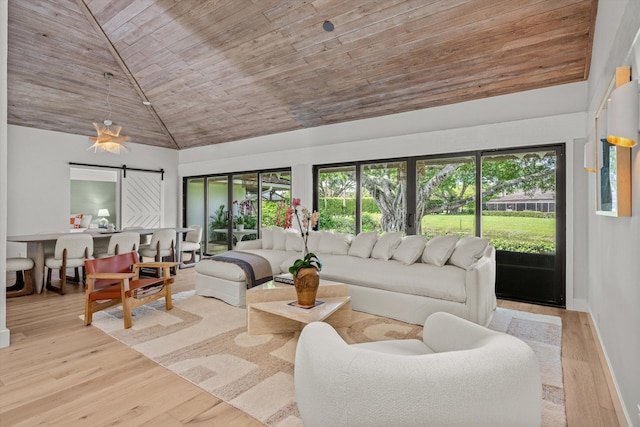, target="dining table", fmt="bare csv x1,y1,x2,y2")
7,227,192,293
